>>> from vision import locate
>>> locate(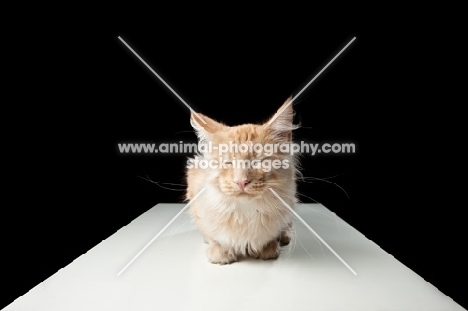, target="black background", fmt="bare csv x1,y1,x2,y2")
4,10,466,310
